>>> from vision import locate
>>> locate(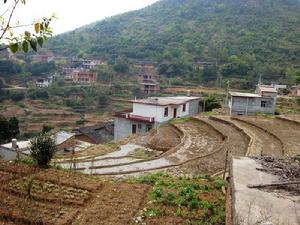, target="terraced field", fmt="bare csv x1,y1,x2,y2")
0,161,226,225
58,118,226,175
0,161,149,225
237,116,300,156
215,116,284,157
55,115,300,177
